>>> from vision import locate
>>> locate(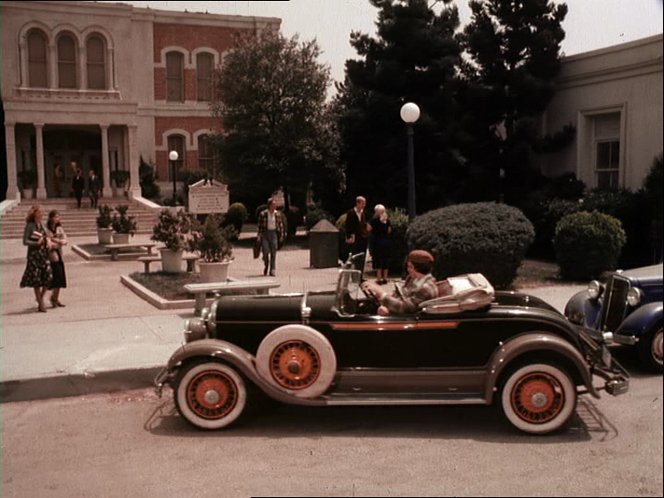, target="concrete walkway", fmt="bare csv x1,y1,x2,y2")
0,231,583,403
